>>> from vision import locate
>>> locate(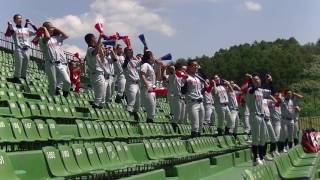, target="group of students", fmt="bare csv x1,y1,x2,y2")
166,60,303,166
5,14,76,97
6,14,304,167
84,32,165,123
